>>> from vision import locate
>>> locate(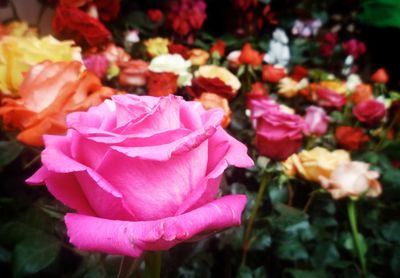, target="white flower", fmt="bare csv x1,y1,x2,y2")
292,19,322,37
149,54,193,86
125,30,140,44
346,74,362,92
264,29,290,66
